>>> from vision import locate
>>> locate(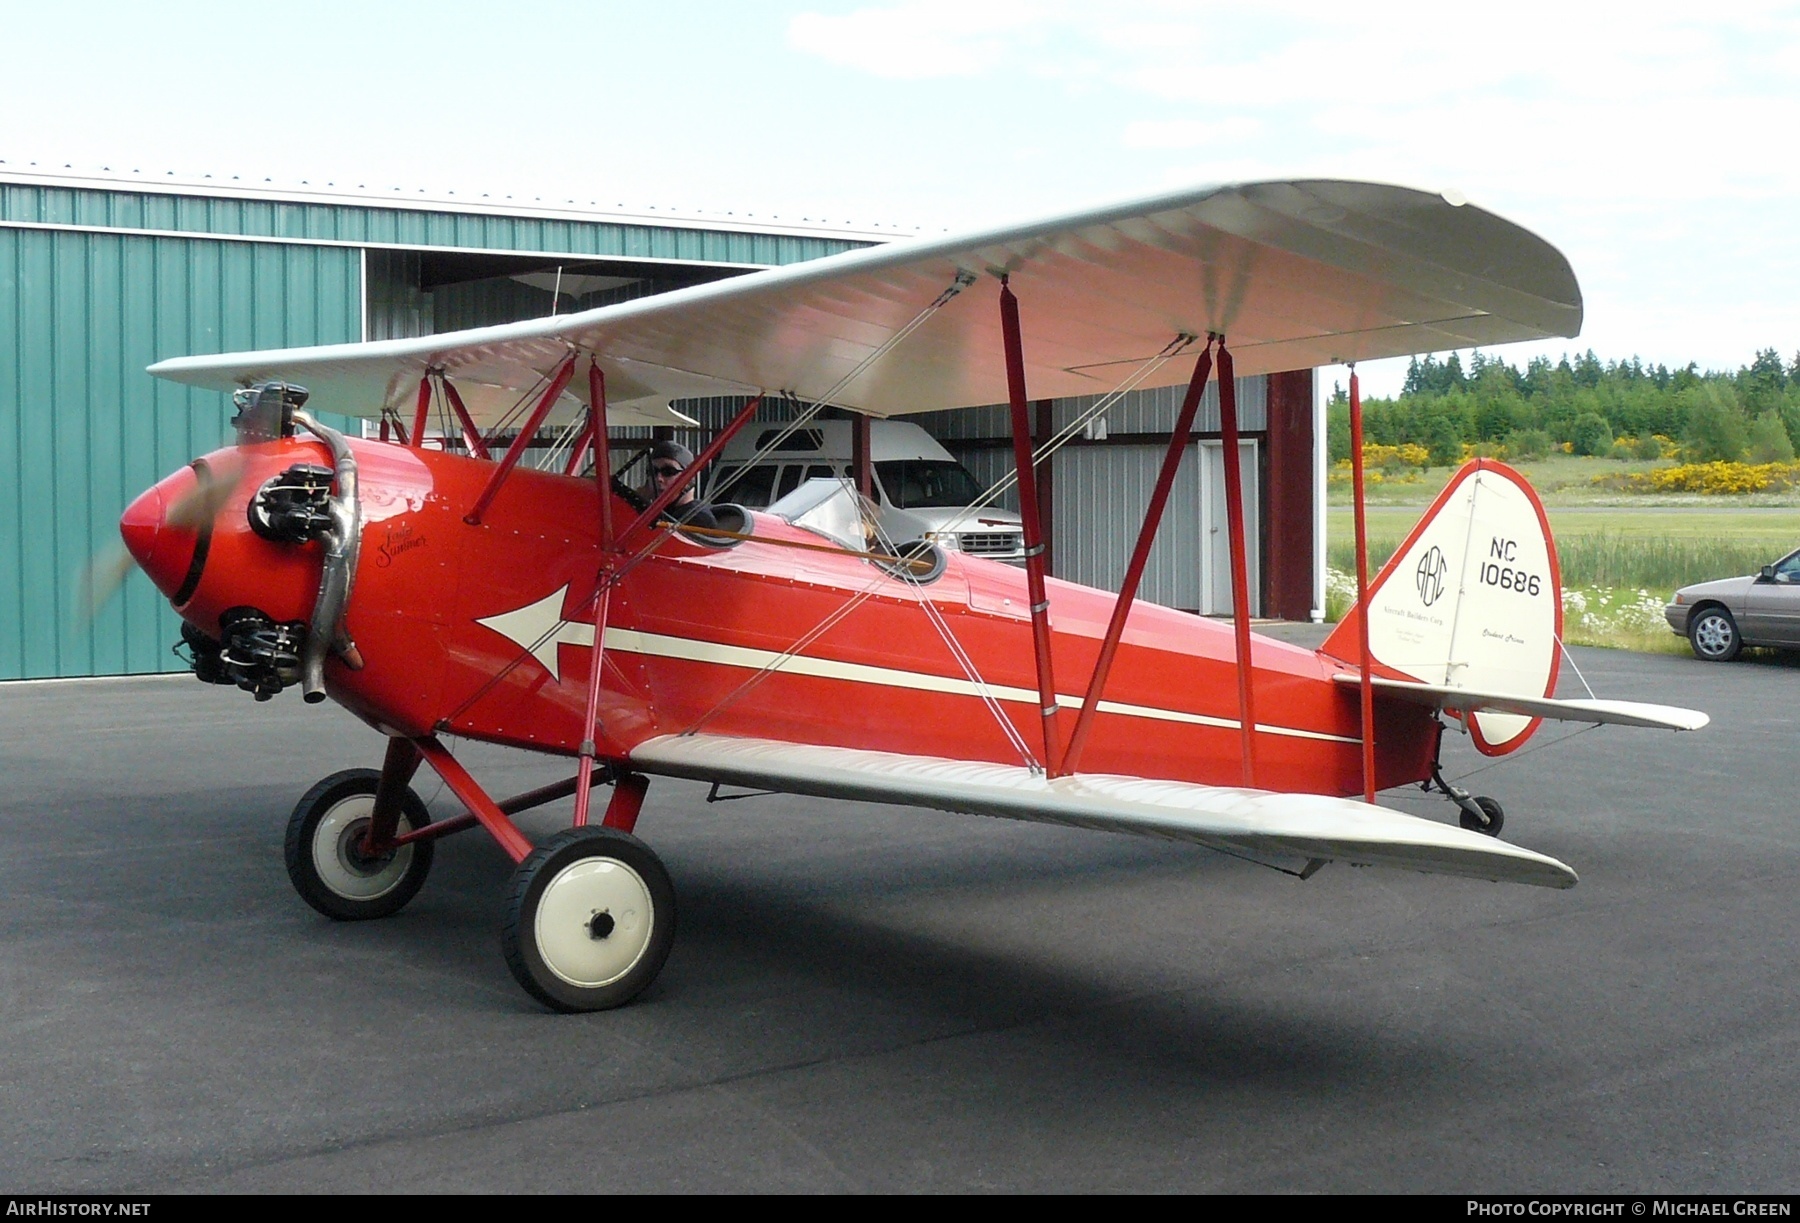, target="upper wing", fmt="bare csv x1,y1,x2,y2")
1333,674,1710,732
628,733,1578,889
148,179,1583,425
